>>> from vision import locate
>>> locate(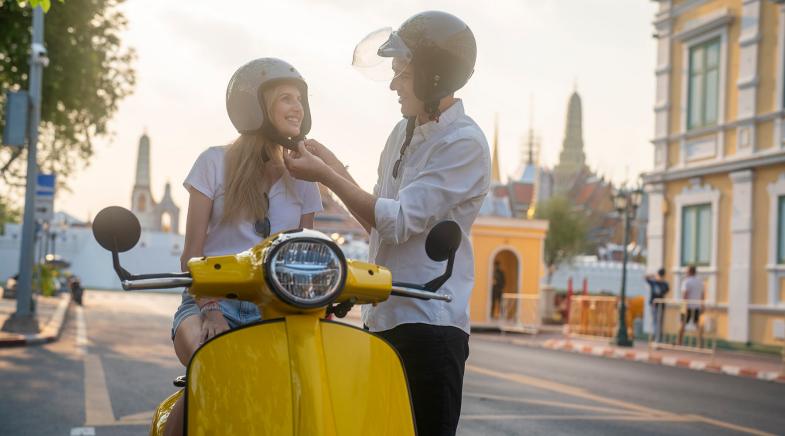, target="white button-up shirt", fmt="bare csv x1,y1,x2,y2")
361,100,491,334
